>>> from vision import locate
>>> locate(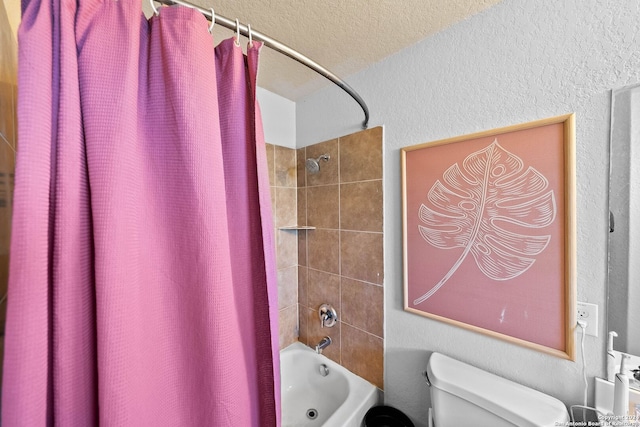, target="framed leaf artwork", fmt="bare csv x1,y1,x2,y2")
401,114,576,360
